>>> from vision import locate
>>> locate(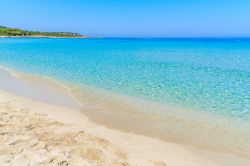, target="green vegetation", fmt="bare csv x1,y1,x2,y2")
0,26,86,38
